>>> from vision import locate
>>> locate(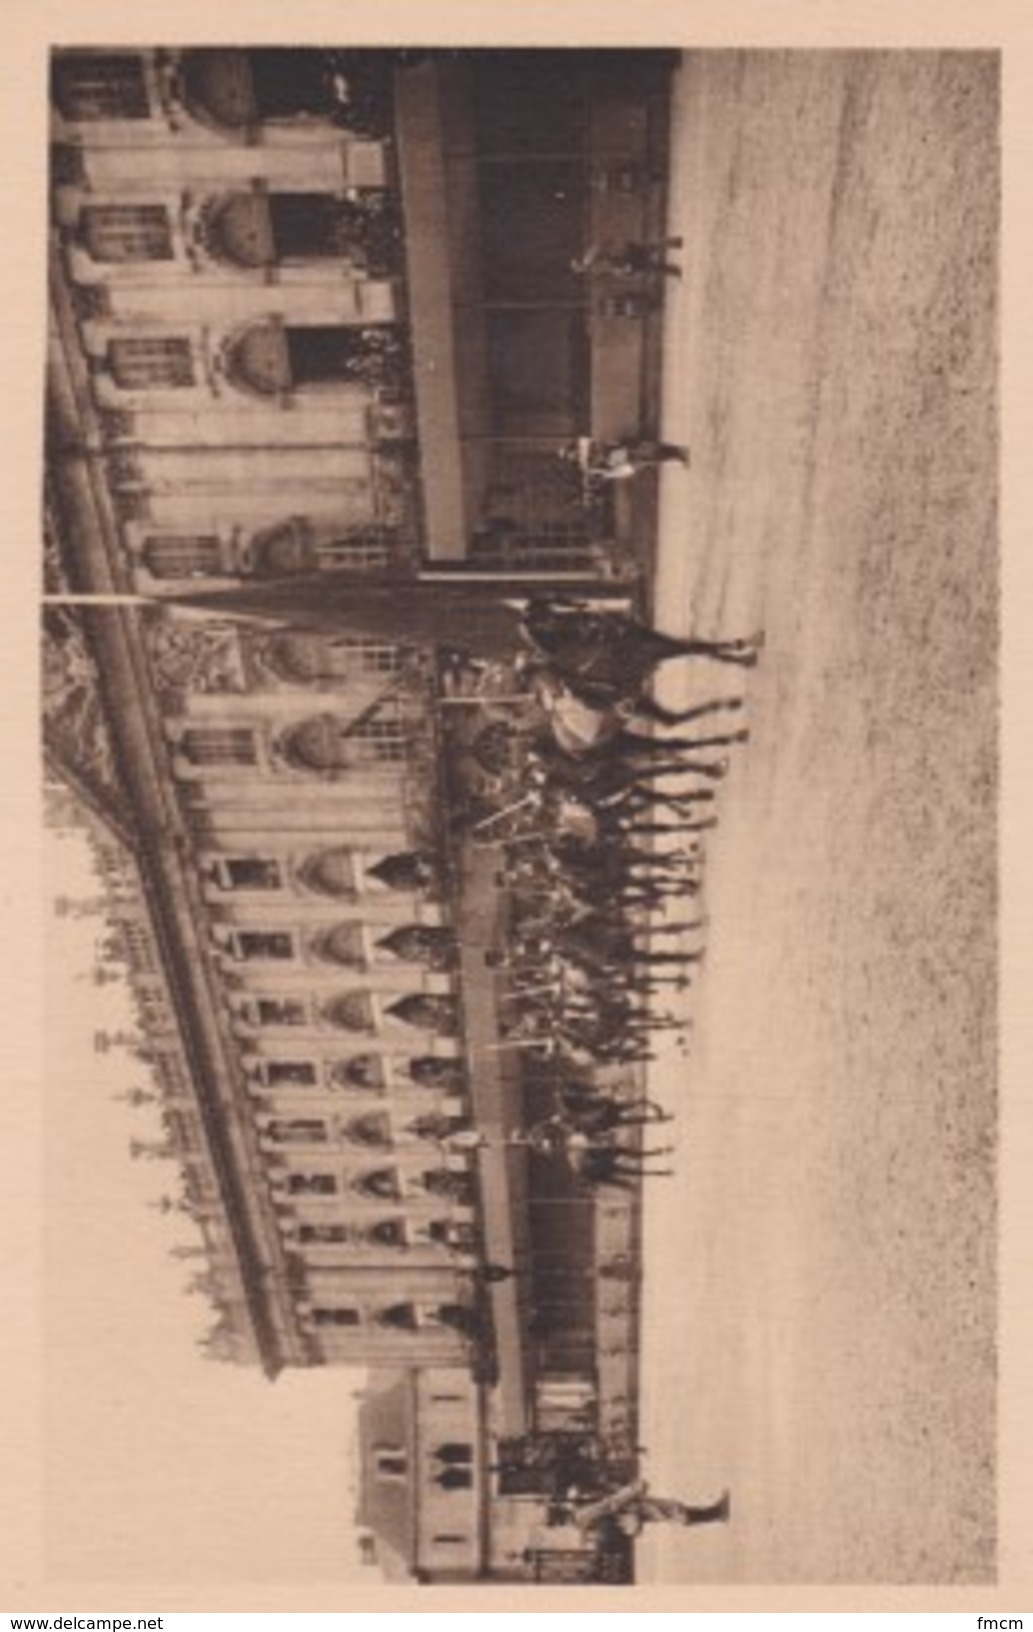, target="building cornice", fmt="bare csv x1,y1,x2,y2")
47,256,306,1378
